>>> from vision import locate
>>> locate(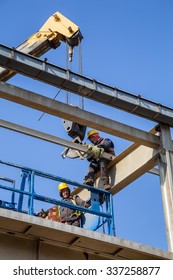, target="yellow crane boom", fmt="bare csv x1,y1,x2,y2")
0,11,83,81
